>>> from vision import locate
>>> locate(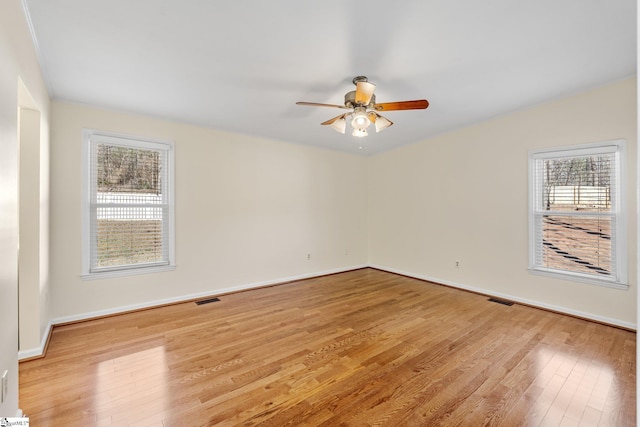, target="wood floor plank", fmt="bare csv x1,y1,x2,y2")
19,268,635,426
